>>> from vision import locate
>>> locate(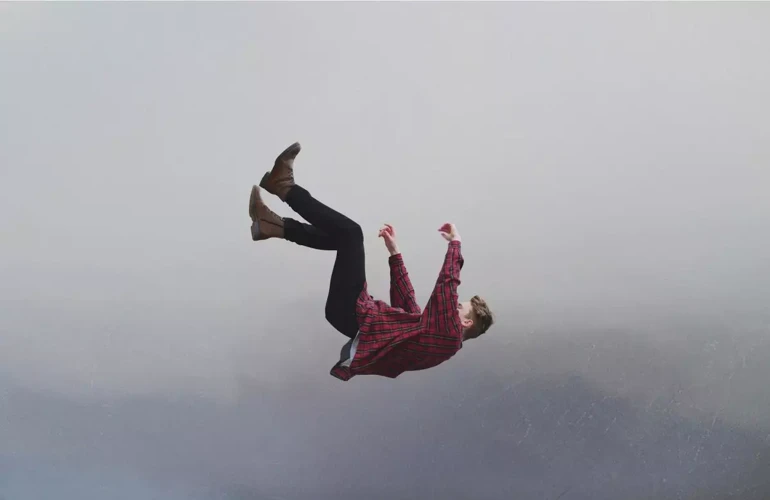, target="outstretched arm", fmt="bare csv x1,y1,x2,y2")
379,223,421,314
422,238,464,339
389,253,421,314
